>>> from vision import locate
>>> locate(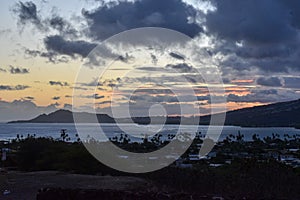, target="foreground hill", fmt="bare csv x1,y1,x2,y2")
9,99,300,127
